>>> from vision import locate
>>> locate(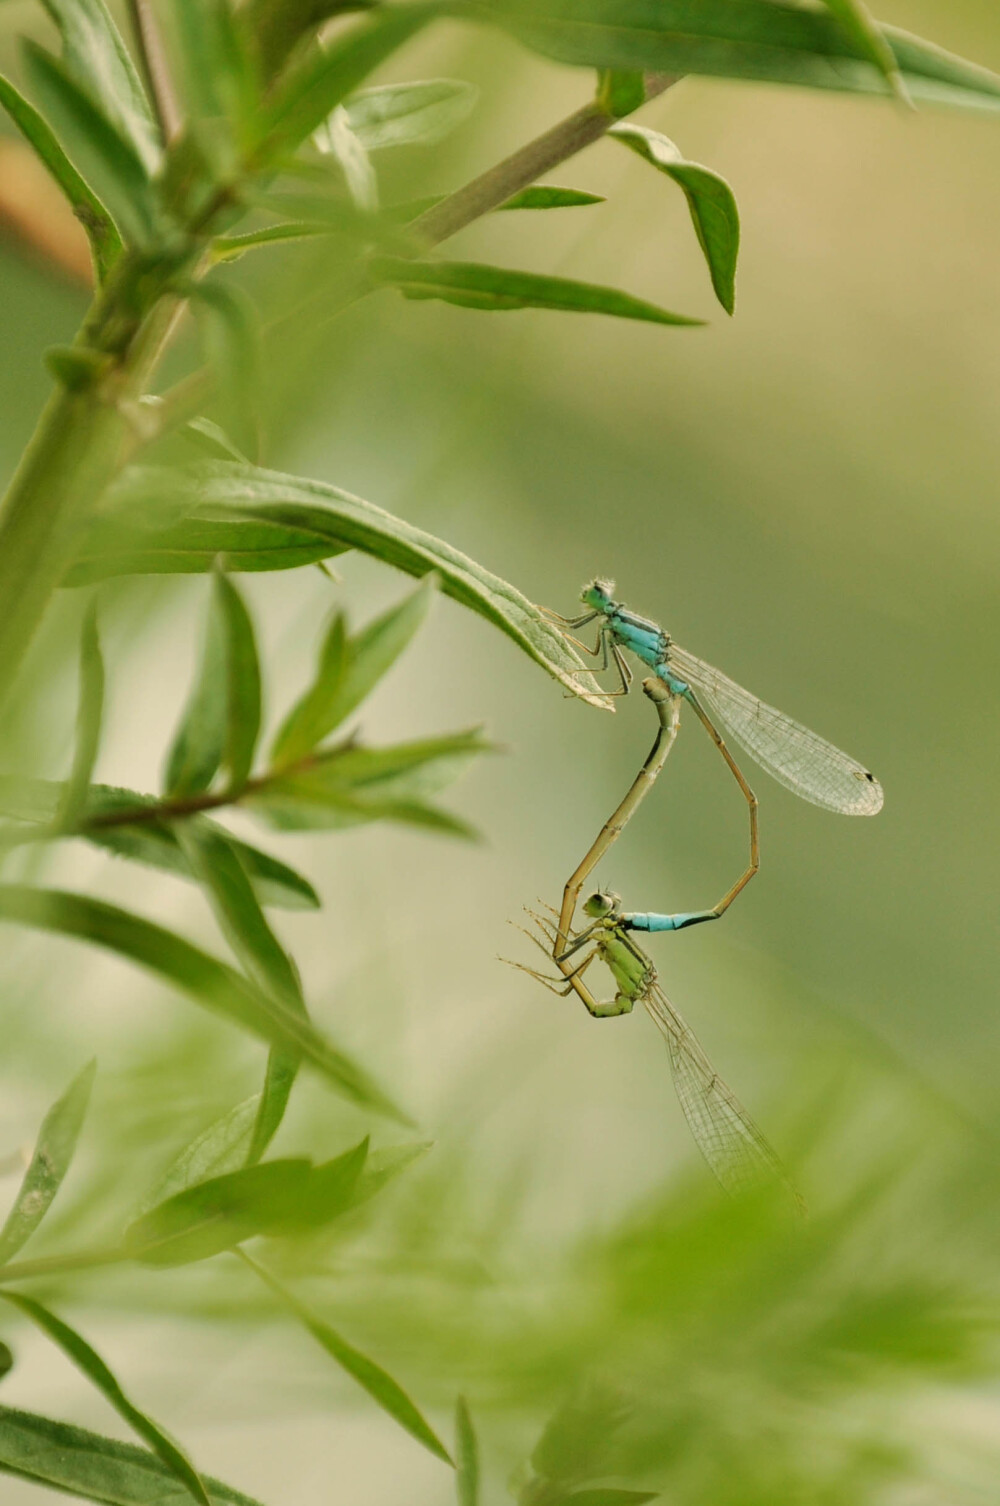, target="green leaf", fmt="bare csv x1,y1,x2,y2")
555,1494,658,1506
164,581,228,798
249,728,491,836
125,1142,368,1264
175,821,305,1162
470,0,1000,111
369,257,703,326
184,416,249,463
349,1141,432,1210
55,602,105,832
315,106,378,211
0,71,122,280
165,571,261,797
137,1096,263,1215
216,574,261,790
22,42,155,246
0,884,407,1121
175,823,300,1004
821,0,909,104
262,7,436,159
455,1398,479,1506
166,0,257,155
0,1294,210,1506
0,1346,11,1382
243,1254,453,1463
136,461,612,708
191,283,261,463
499,185,604,210
210,221,331,264
272,576,436,767
0,776,320,910
243,0,375,78
246,1050,298,1167
0,1405,263,1506
65,511,347,583
344,78,478,149
608,123,739,314
596,68,645,117
39,0,160,171
0,1060,96,1266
